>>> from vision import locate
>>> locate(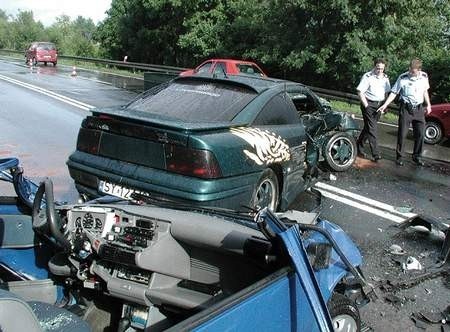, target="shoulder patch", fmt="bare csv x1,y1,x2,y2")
383,73,388,79
421,71,428,78
364,72,372,77
399,72,409,79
